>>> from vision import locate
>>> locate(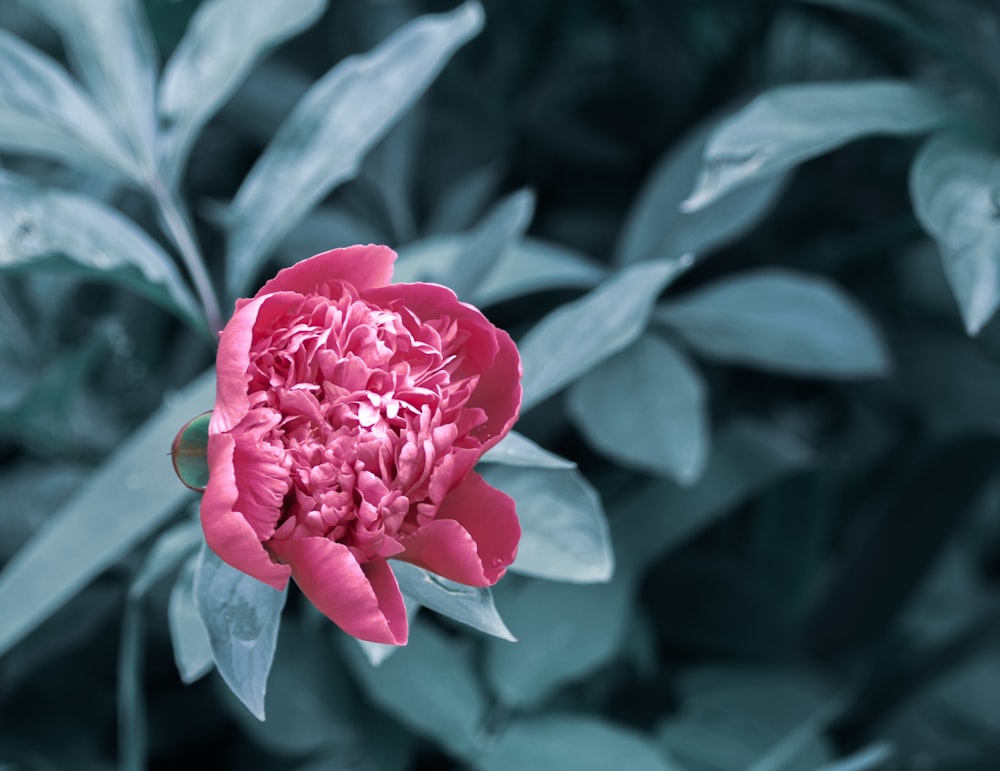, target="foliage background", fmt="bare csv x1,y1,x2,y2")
1,0,999,769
